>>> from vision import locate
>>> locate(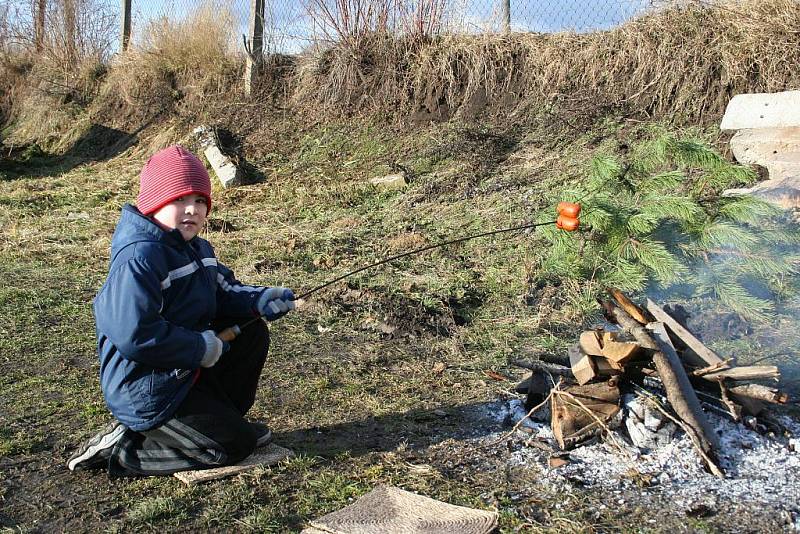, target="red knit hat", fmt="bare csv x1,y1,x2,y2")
137,145,212,215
